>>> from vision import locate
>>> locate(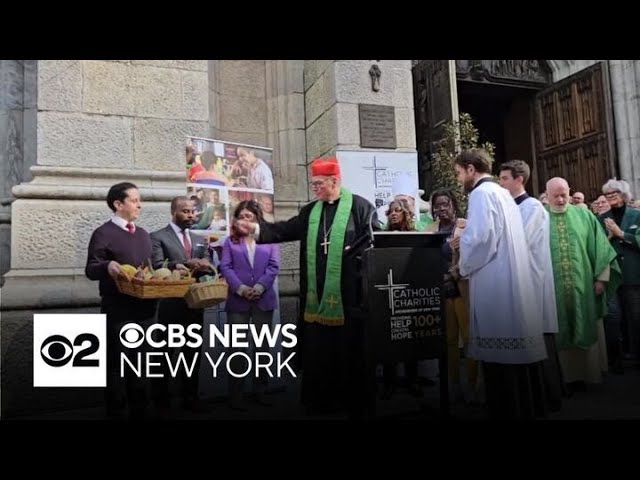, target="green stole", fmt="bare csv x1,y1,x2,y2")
304,187,353,326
